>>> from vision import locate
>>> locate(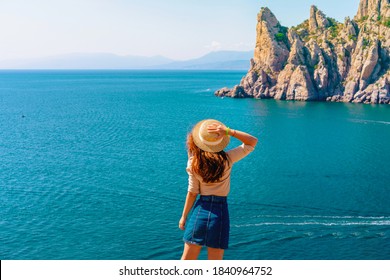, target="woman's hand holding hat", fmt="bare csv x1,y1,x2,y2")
192,119,230,152
207,122,228,139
